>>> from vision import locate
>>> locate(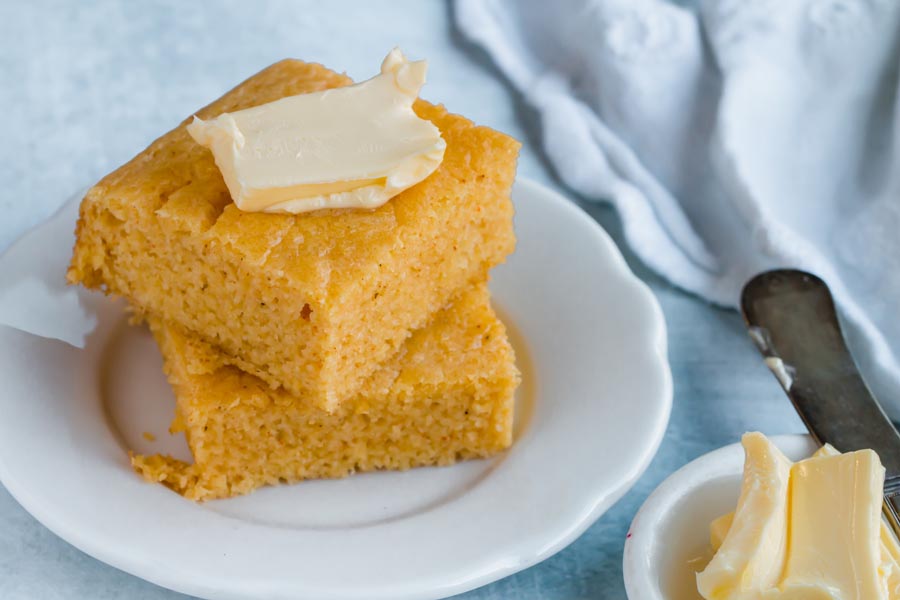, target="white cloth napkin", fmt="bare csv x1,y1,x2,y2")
457,0,900,417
